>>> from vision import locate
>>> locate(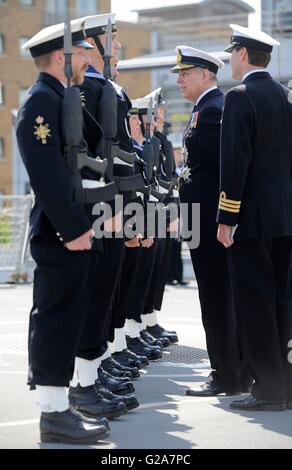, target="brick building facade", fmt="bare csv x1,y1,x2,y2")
0,0,150,194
